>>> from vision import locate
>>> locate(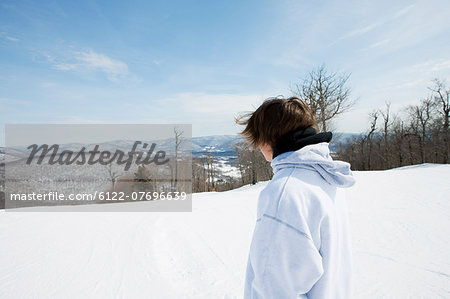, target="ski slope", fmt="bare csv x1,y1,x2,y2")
1,164,449,298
